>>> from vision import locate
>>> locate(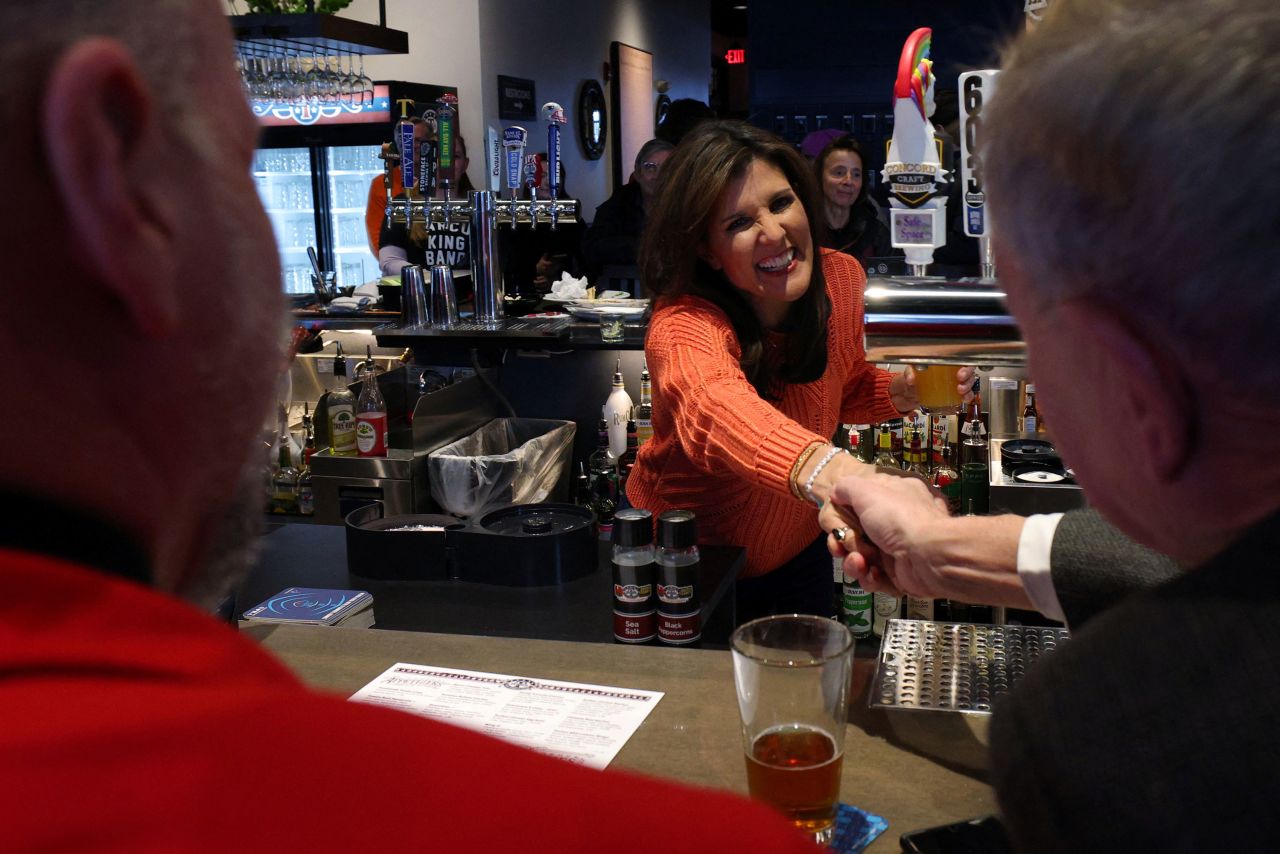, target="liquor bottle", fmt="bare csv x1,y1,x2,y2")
634,361,654,447
355,346,388,457
874,425,897,469
617,418,639,493
604,358,633,459
932,440,962,515
889,417,906,468
1022,382,1040,434
852,424,874,464
960,388,988,469
841,559,873,639
271,437,299,514
907,425,930,478
573,461,592,508
588,415,617,484
296,463,315,516
301,402,317,468
327,343,358,457
872,591,901,637
590,473,617,542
